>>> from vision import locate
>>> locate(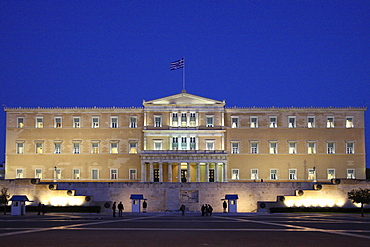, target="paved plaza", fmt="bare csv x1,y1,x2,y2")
0,212,369,246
